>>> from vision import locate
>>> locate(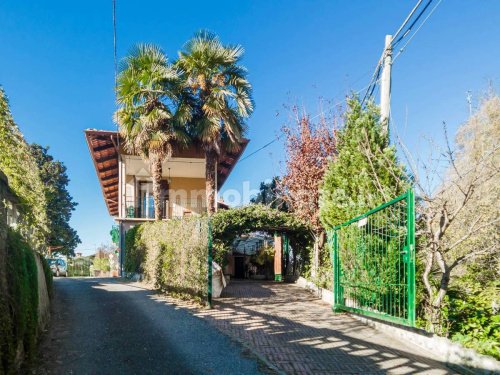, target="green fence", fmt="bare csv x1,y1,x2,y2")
329,189,415,326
